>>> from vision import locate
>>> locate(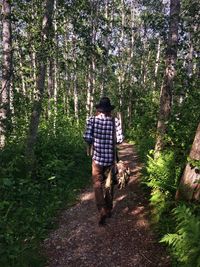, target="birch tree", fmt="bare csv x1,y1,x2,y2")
25,0,54,173
176,123,200,201
0,0,12,148
155,0,180,155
